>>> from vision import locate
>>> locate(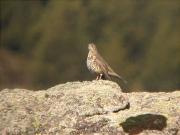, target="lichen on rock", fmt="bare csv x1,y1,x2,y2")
0,80,179,135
